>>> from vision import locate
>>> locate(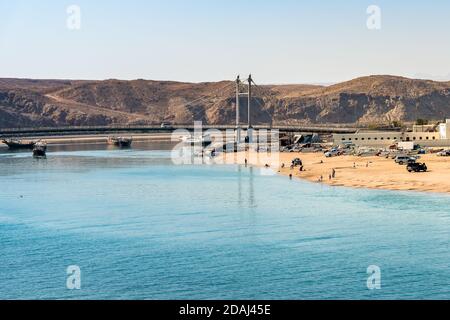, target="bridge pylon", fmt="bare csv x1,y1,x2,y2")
235,74,254,144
